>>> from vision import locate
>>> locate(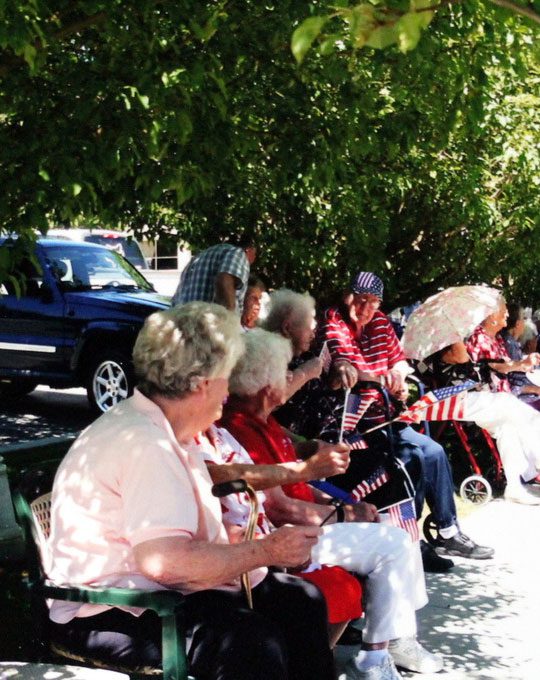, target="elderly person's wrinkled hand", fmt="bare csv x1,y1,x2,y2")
260,525,321,568
383,368,406,396
392,383,409,403
329,360,358,390
300,356,324,381
519,355,537,372
345,502,380,524
304,441,350,479
524,353,540,369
